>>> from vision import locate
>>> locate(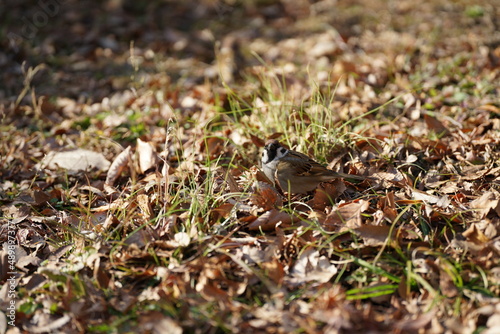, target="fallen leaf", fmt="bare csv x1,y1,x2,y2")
39,149,110,172
247,209,295,231
424,113,449,135
470,191,500,218
105,146,132,186
260,258,285,286
286,248,338,285
462,223,490,245
251,182,283,210
323,200,370,230
310,180,346,210
354,225,395,247
137,138,158,173
394,309,436,332
411,189,440,204
138,311,182,334
27,314,71,333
